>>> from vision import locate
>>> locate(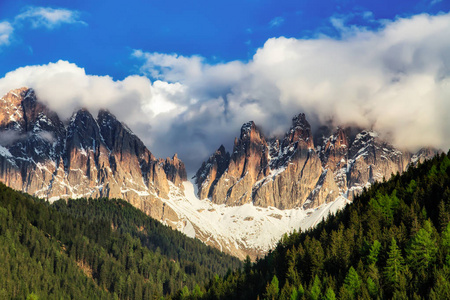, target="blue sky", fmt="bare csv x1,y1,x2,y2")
1,0,448,80
0,0,450,171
